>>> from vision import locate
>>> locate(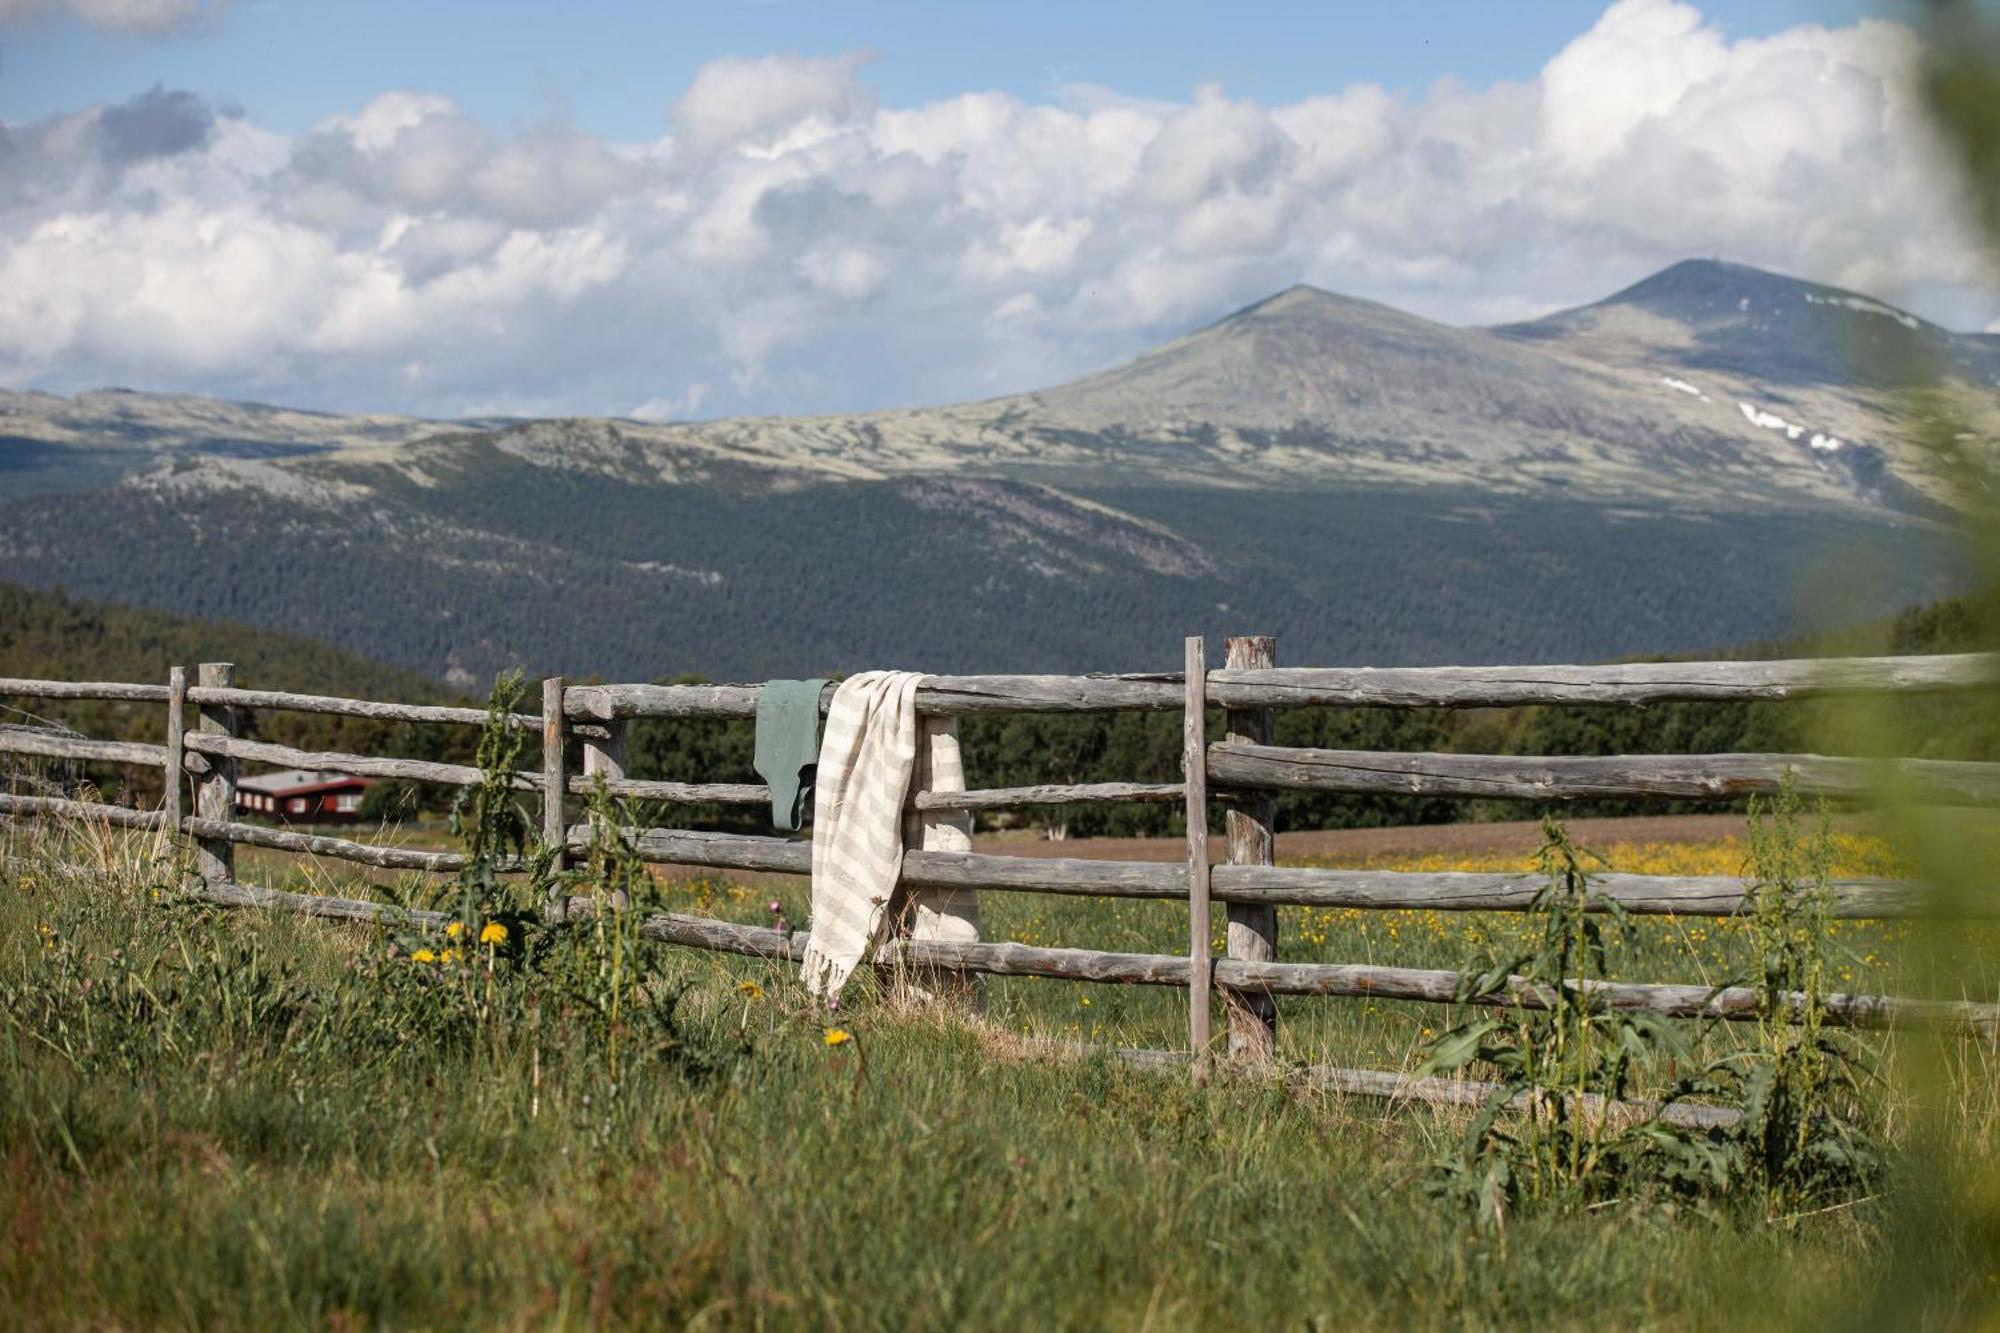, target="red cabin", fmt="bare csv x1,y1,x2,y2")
235,769,374,823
